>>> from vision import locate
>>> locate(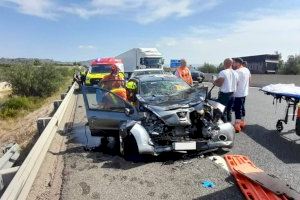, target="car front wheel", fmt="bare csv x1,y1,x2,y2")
121,134,141,161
